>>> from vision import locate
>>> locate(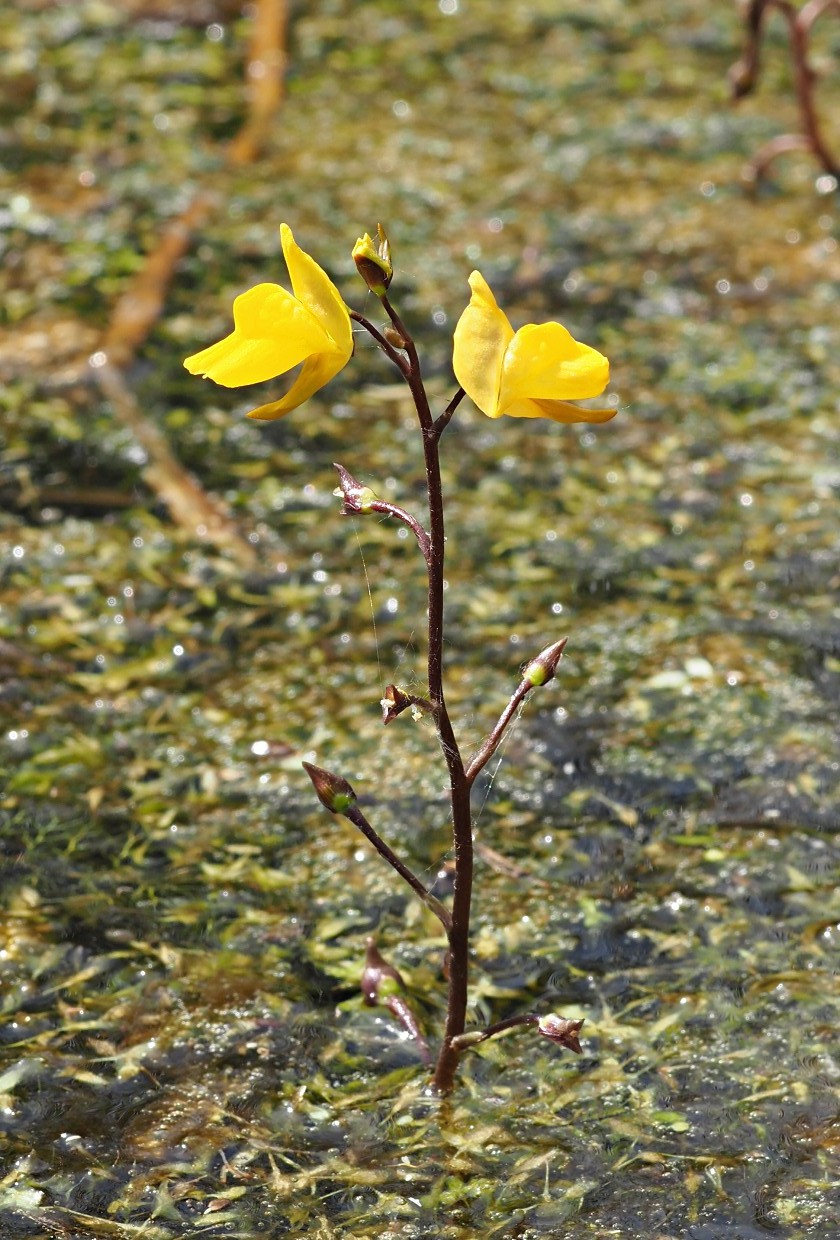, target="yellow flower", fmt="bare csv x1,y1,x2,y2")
184,223,353,421
452,271,614,424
